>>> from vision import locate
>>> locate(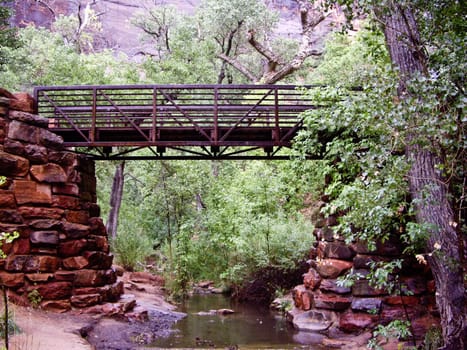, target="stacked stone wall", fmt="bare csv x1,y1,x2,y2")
292,200,439,338
0,95,122,311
